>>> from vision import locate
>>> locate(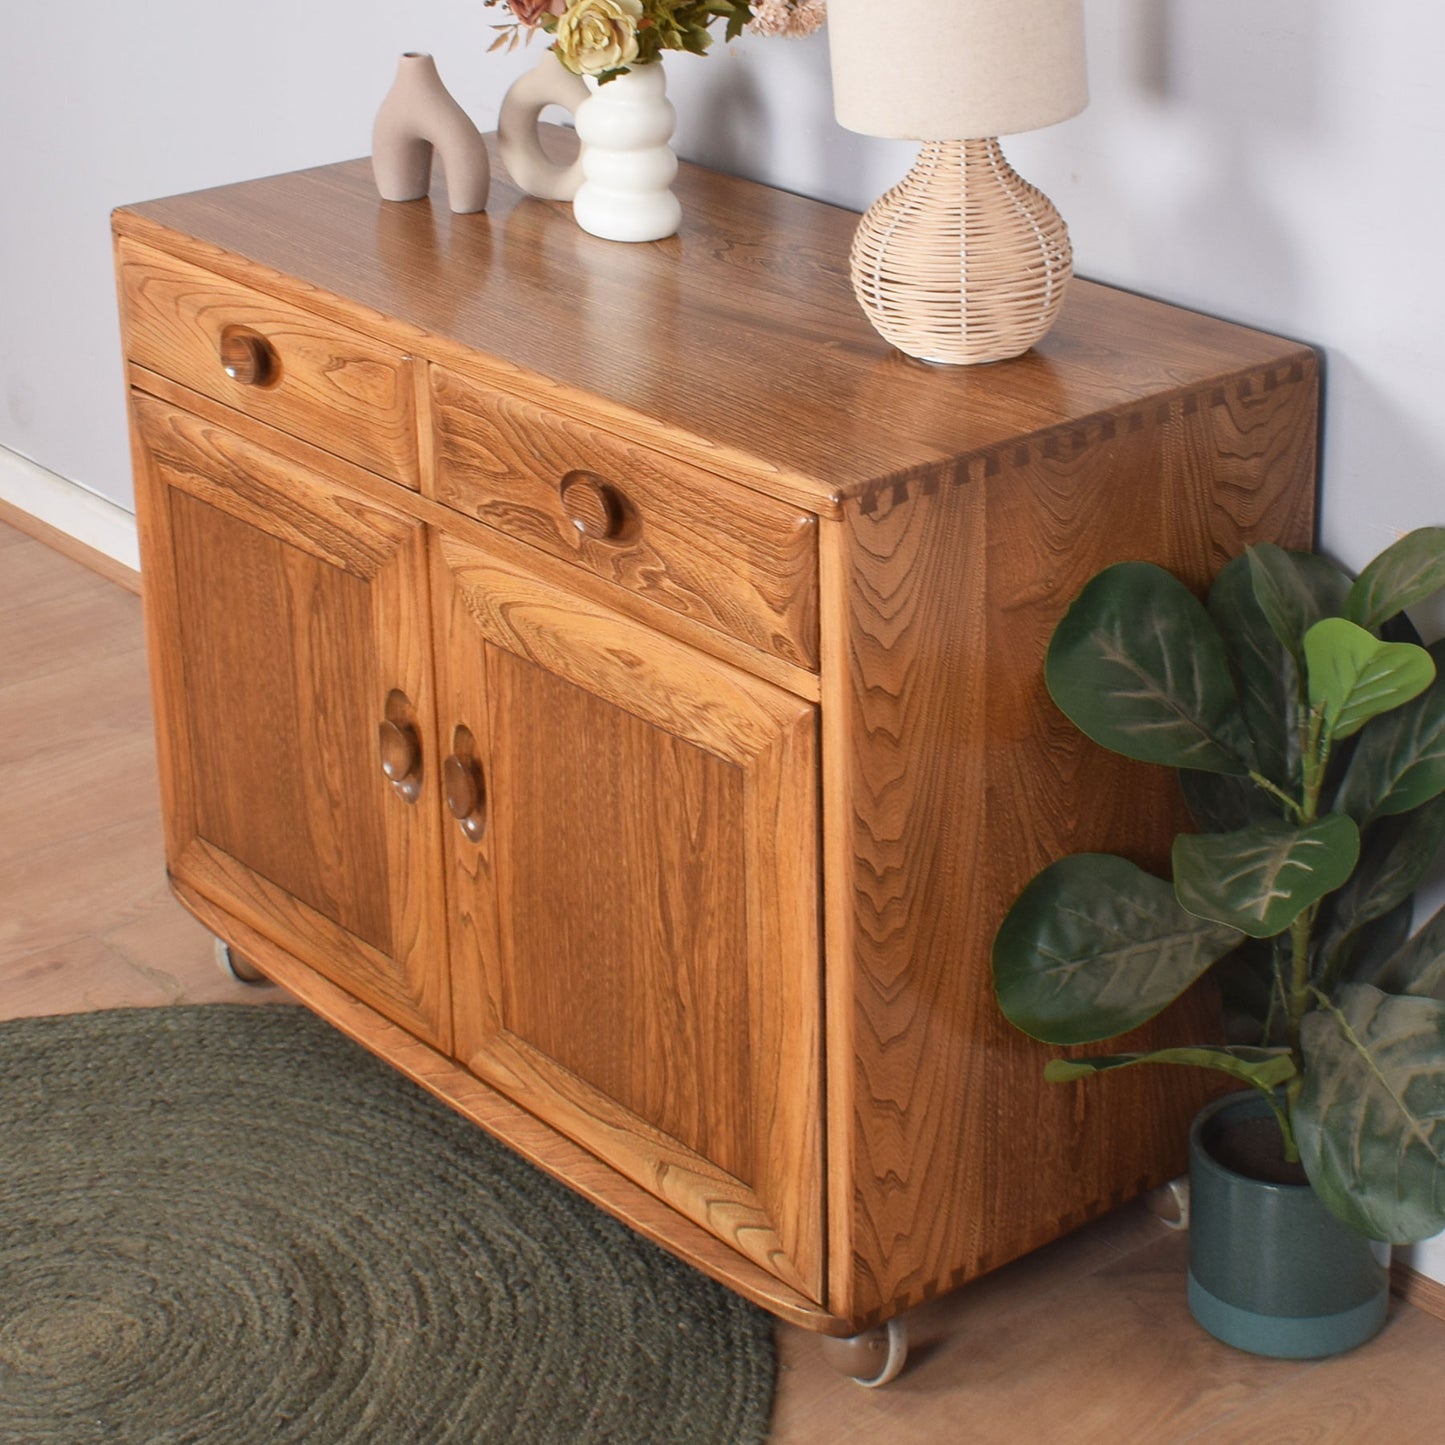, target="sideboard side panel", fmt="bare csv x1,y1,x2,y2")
827,358,1319,1326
